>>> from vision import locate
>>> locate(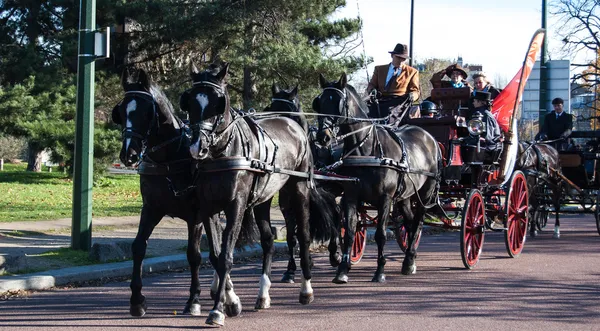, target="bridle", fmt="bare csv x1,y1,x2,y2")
270,97,299,112
188,80,240,150
120,90,186,155
121,90,159,142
